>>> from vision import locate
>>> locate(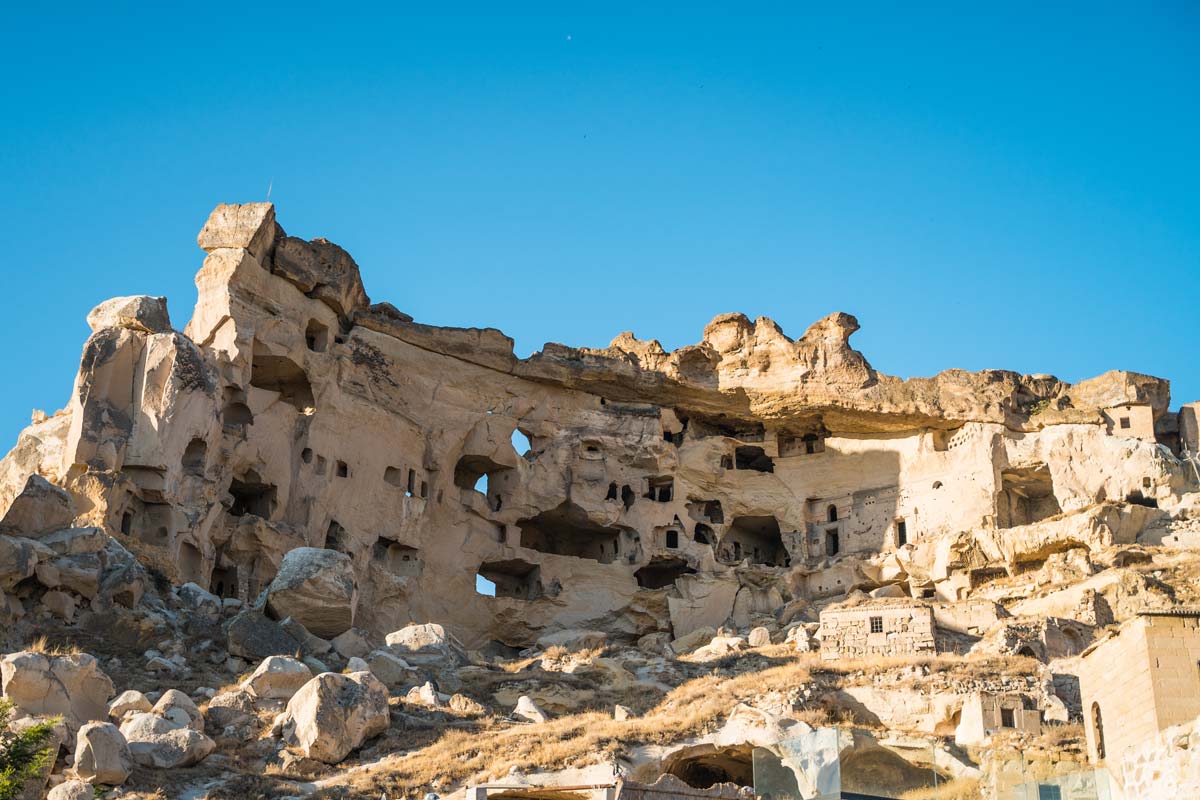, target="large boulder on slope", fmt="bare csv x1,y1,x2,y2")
242,656,313,701
265,548,357,638
277,671,389,764
119,712,215,768
73,721,133,785
86,295,172,334
0,651,114,733
0,475,73,537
